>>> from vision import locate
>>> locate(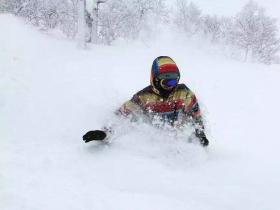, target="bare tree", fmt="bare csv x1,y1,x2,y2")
233,1,280,64
98,0,166,45
174,0,202,36
4,0,79,38
77,0,86,47
201,15,222,42
3,0,279,63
